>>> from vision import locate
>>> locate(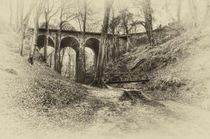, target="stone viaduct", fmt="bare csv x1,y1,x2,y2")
36,28,127,59
28,28,129,81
